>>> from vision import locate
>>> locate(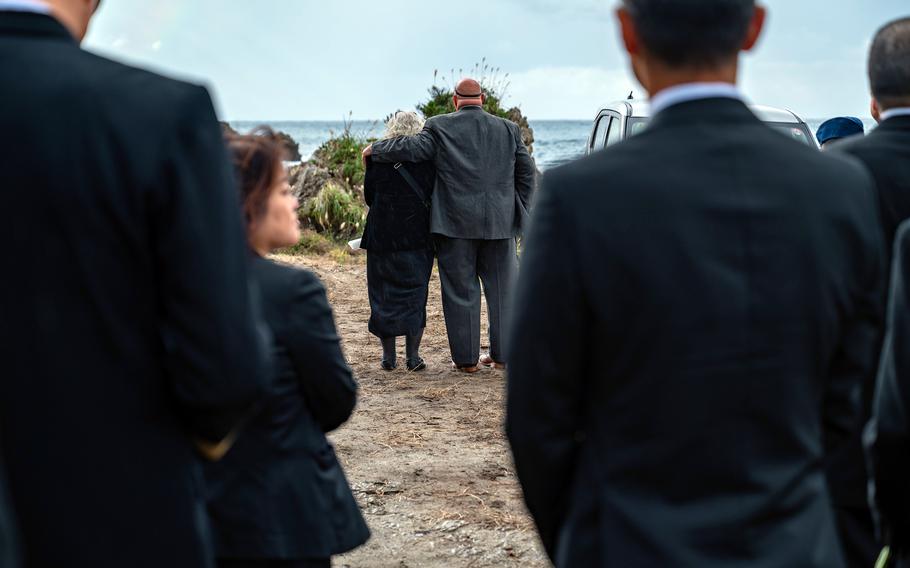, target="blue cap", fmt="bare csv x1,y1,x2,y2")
816,117,865,145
